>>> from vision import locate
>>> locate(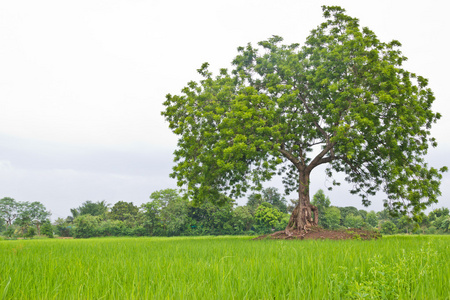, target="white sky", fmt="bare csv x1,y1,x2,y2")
1,0,449,220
